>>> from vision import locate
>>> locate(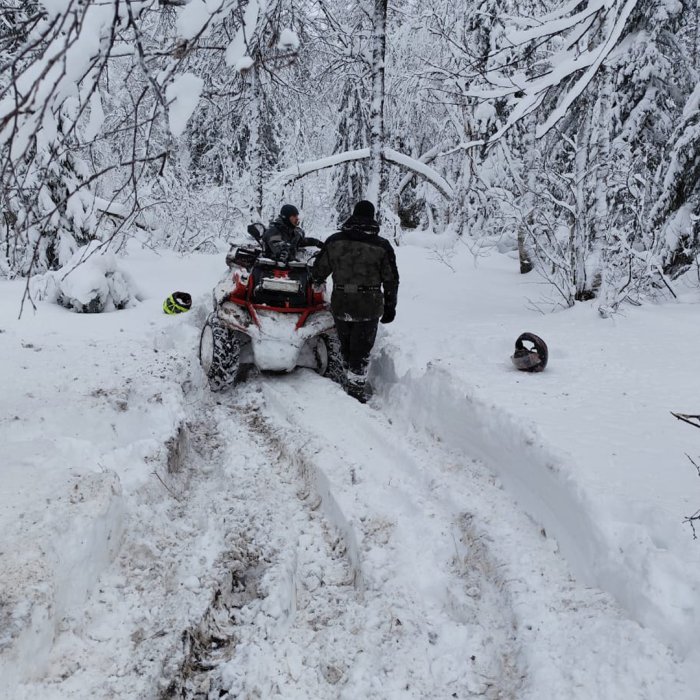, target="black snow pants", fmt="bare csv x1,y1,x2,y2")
333,318,379,377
